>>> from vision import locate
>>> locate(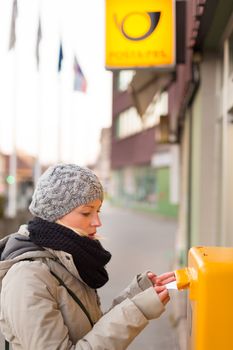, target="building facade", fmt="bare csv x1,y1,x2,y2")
109,2,233,347
175,0,233,262
111,71,179,217
110,0,233,257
